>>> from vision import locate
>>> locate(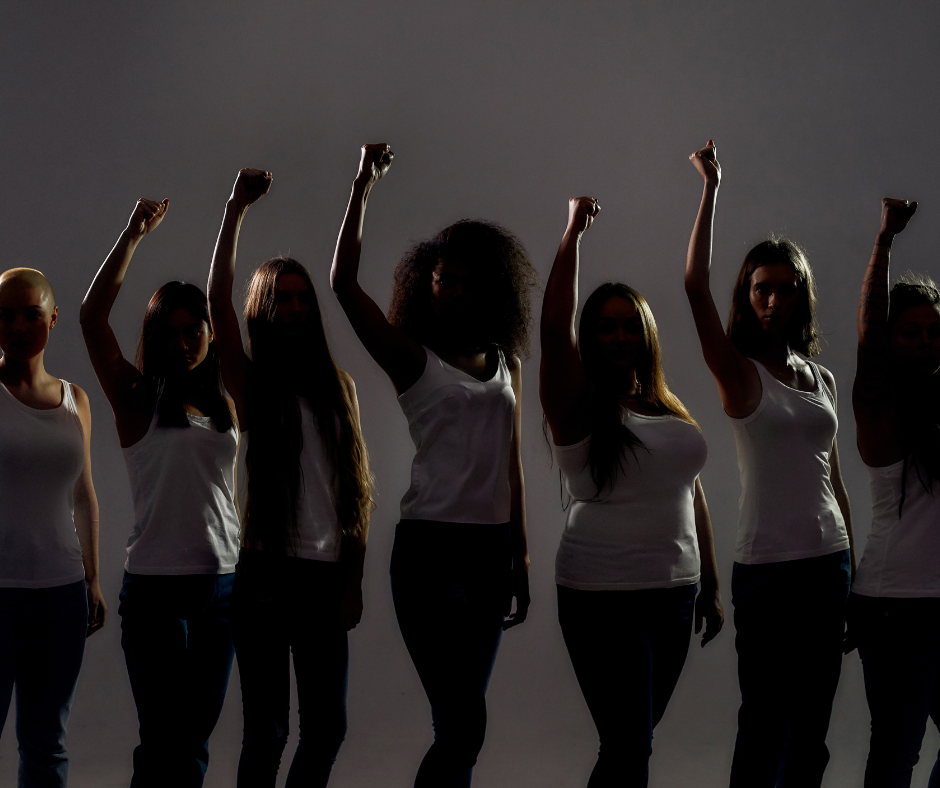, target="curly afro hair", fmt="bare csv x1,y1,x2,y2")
387,220,539,358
